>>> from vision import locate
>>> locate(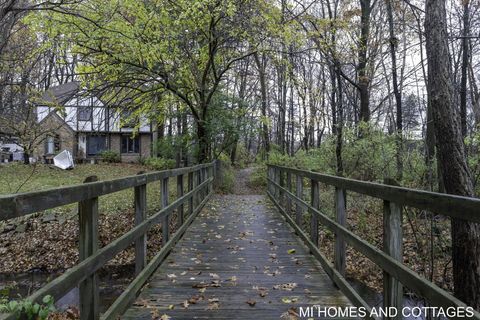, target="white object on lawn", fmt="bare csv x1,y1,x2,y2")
12,152,24,161
53,150,75,170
